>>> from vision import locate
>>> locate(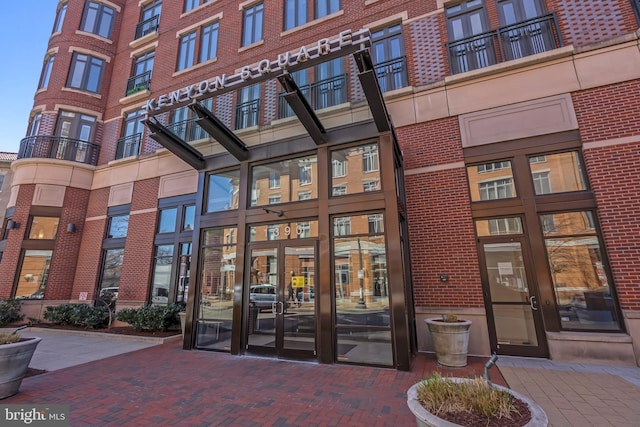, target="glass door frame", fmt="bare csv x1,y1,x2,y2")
244,239,318,360
477,234,548,358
